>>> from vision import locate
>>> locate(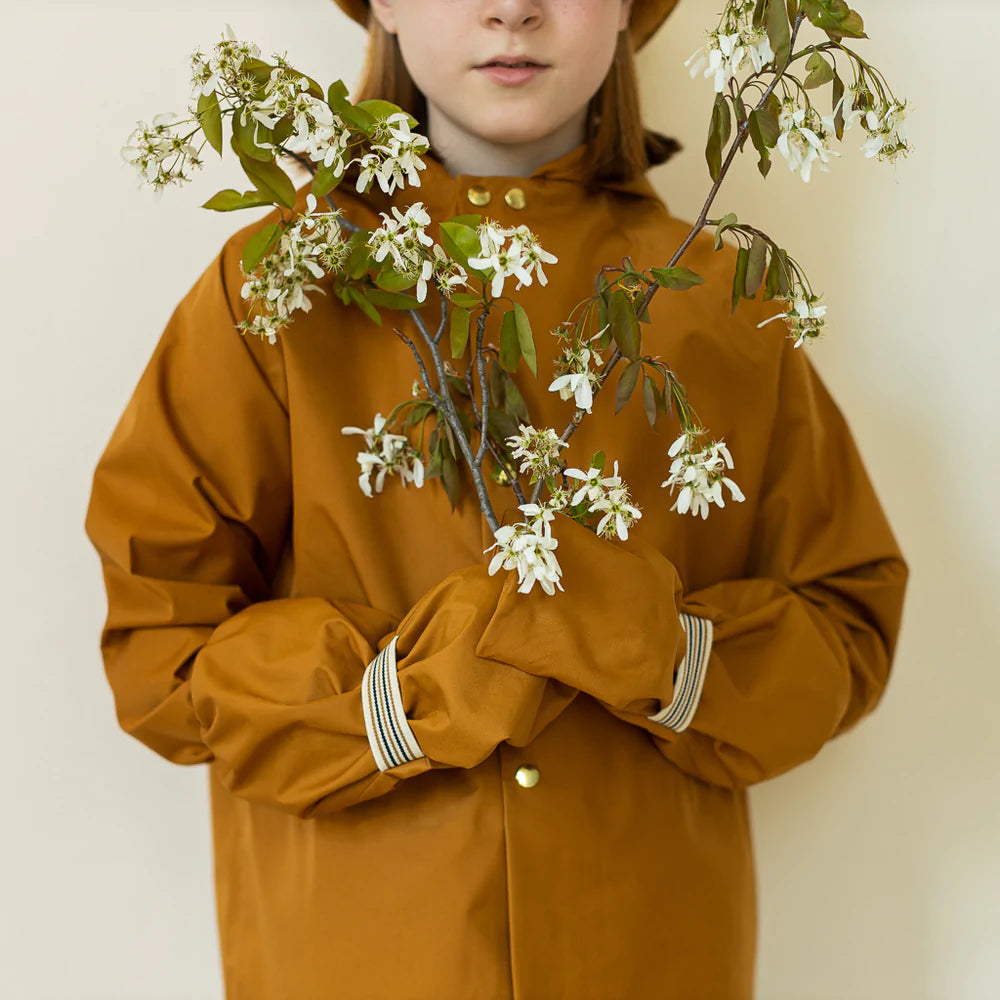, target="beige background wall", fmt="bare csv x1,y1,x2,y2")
2,1,996,997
